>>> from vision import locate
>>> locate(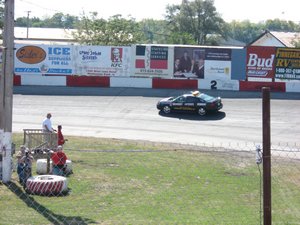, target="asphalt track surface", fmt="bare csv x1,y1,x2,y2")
12,86,300,149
